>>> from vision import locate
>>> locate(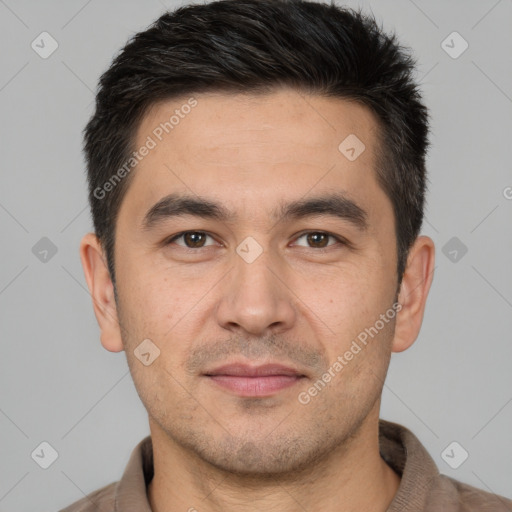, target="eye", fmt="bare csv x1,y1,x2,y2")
166,231,217,249
165,230,346,250
293,231,344,249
